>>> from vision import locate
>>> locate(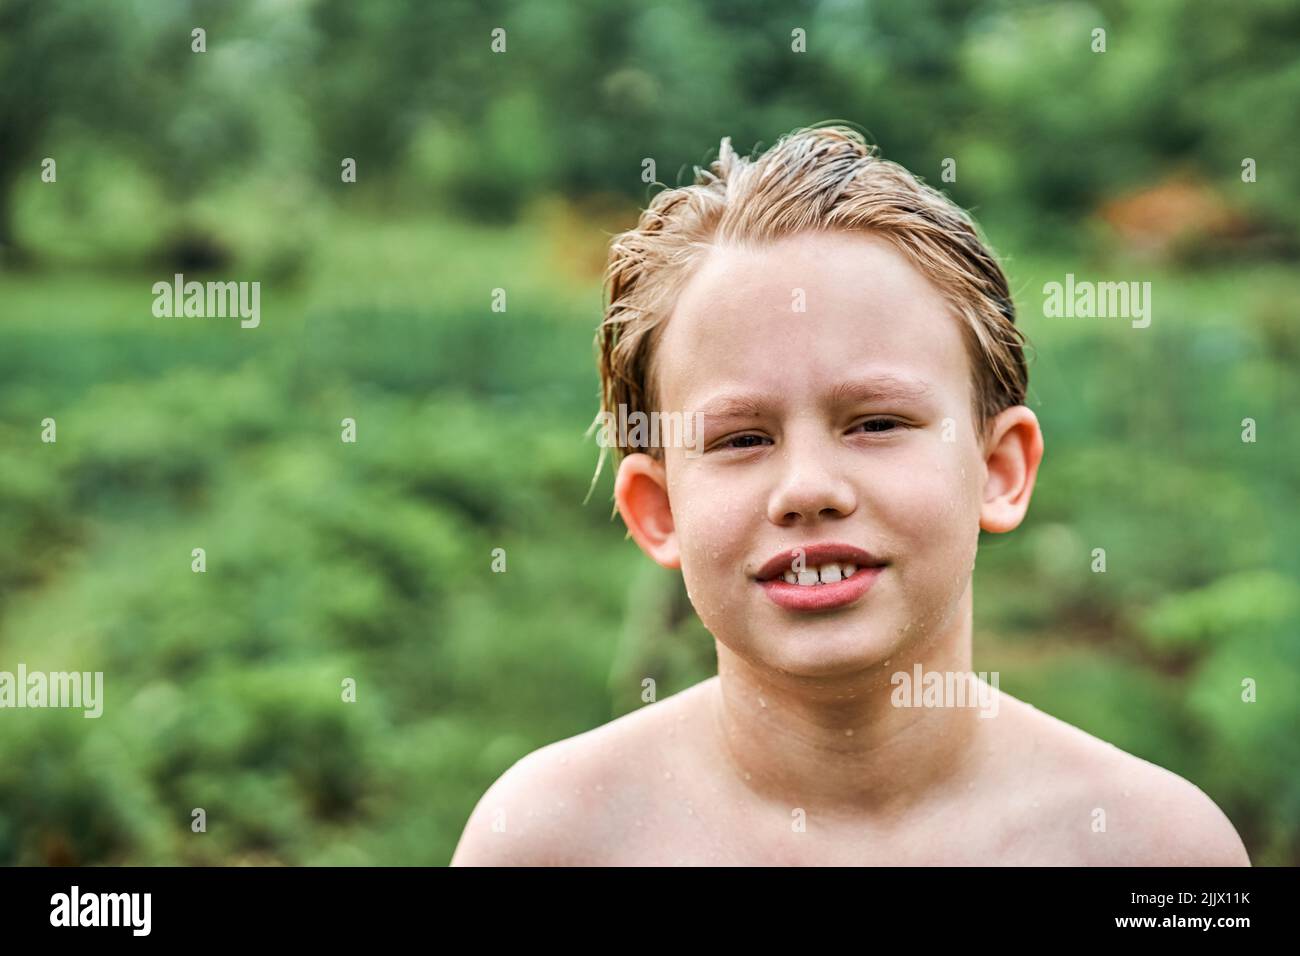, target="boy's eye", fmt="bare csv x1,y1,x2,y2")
853,418,900,433
712,420,907,450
